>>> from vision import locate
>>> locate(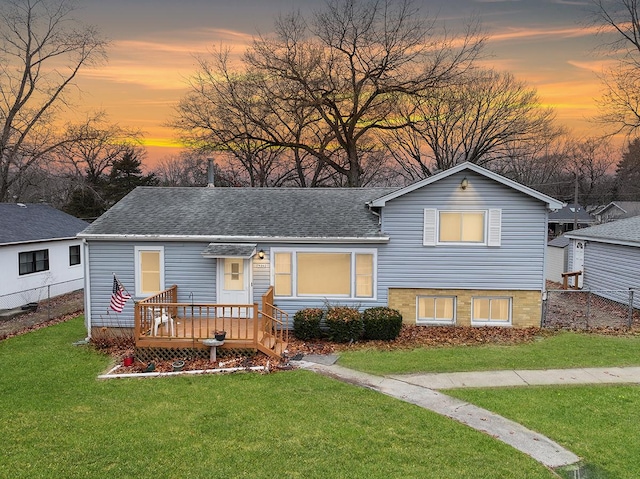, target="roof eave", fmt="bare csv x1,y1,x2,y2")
0,236,80,247
564,233,640,248
78,233,390,244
